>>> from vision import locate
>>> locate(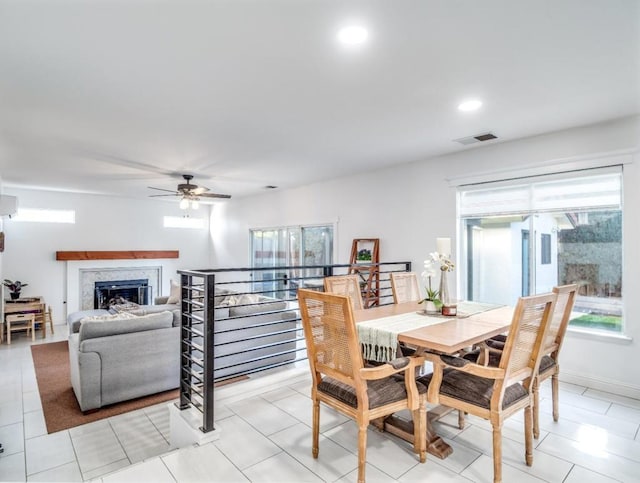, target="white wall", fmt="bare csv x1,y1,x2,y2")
213,115,640,398
2,188,212,321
